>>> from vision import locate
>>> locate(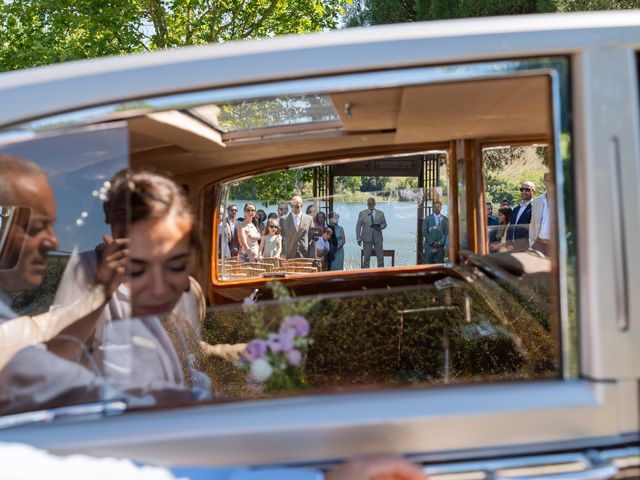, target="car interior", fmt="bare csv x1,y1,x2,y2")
0,55,566,416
